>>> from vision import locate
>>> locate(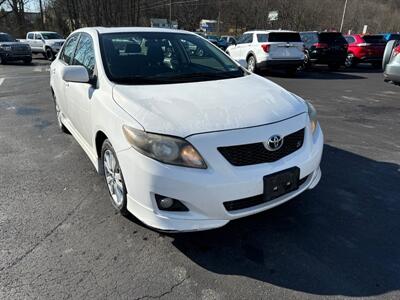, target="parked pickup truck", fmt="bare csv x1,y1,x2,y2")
22,31,65,60
0,32,32,64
